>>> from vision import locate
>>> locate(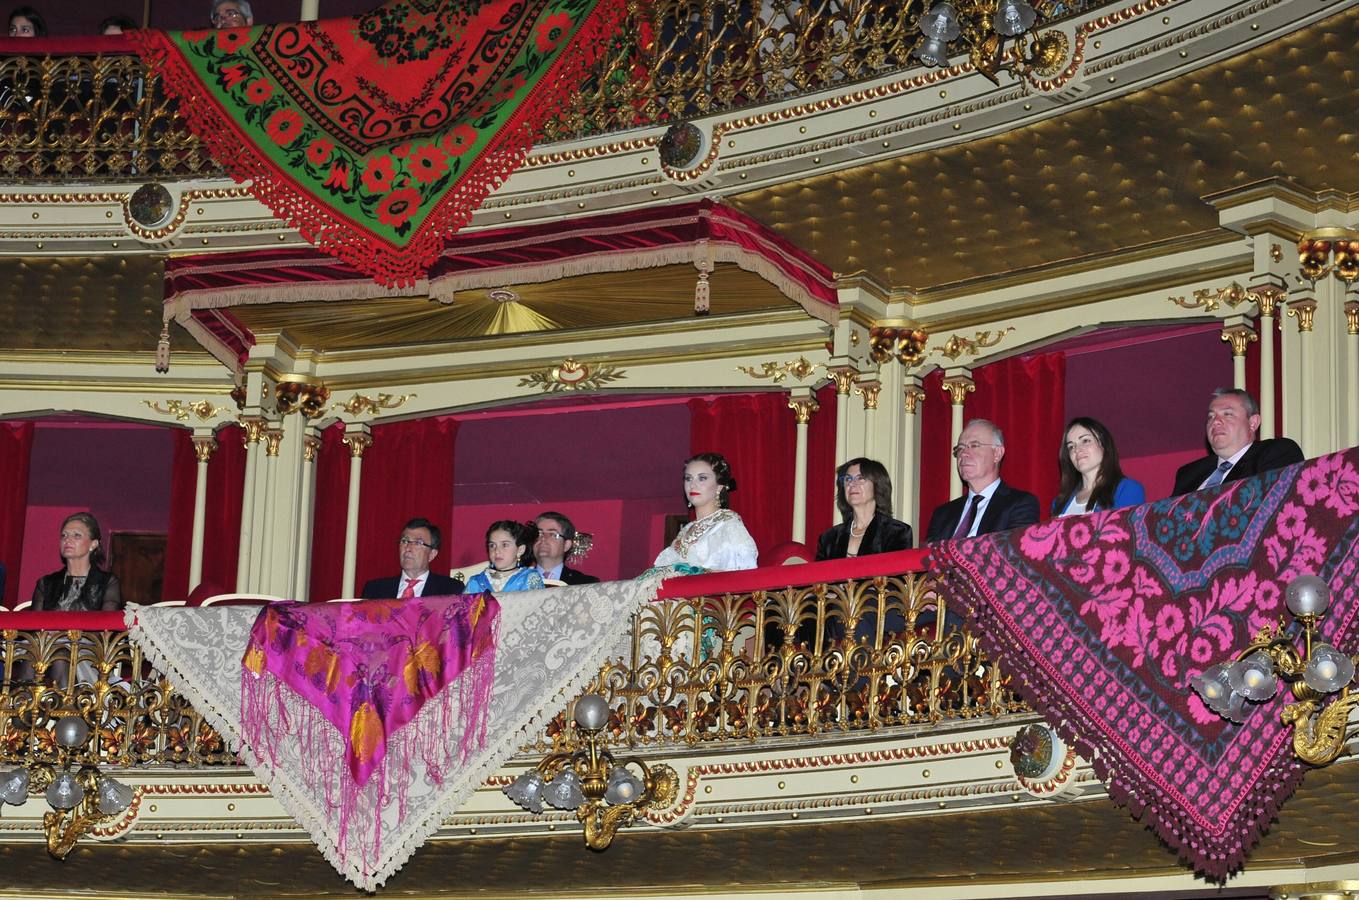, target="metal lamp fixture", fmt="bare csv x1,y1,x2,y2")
503,693,677,849
0,711,135,858
912,0,1067,84
1190,575,1359,766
